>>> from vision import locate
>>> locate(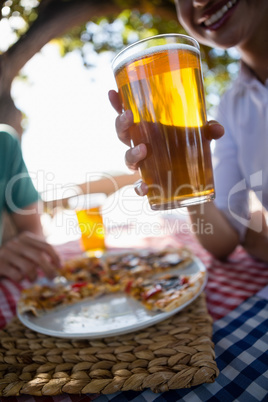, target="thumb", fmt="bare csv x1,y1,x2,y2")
205,120,224,141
